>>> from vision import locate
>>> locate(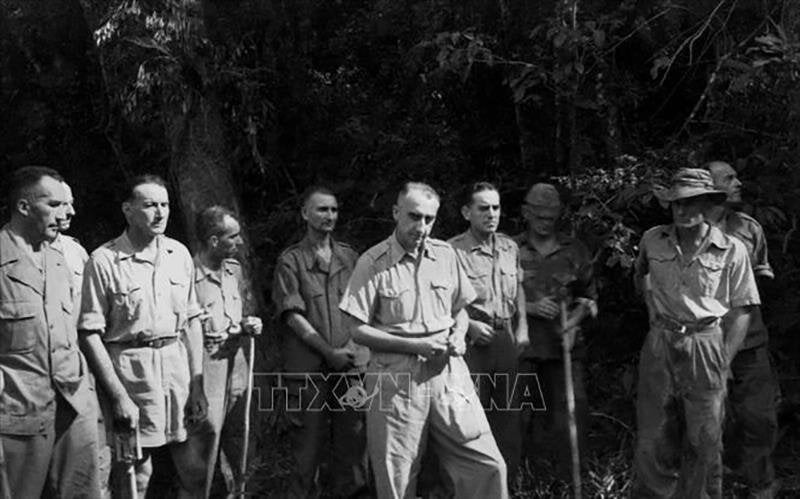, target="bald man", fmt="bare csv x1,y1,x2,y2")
705,161,779,497
340,182,507,499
